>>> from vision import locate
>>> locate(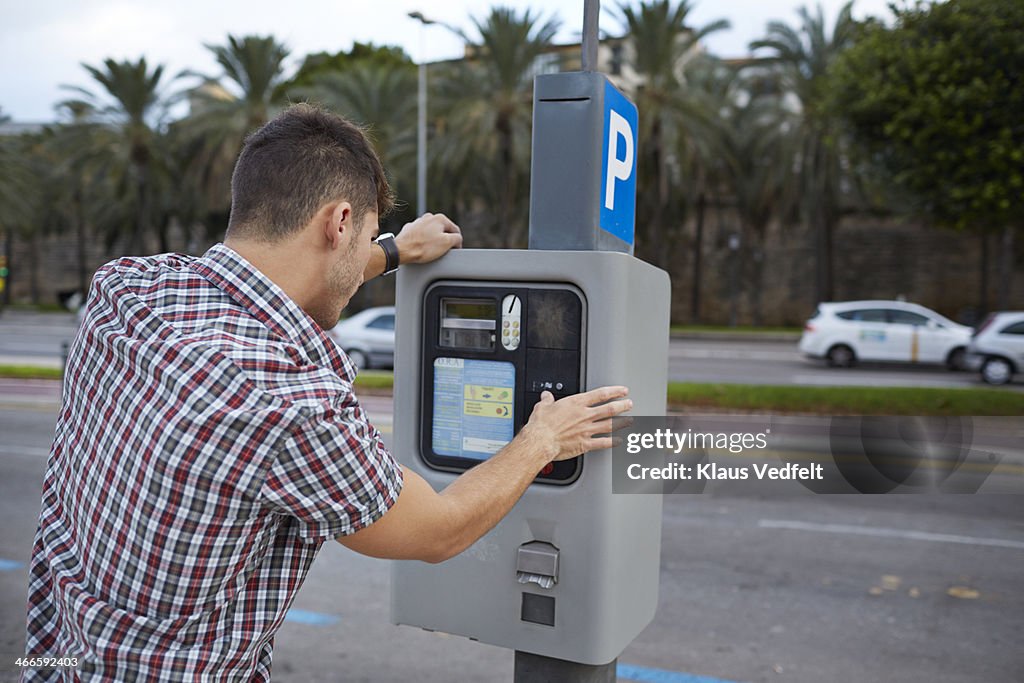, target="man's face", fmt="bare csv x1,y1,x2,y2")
326,209,379,319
